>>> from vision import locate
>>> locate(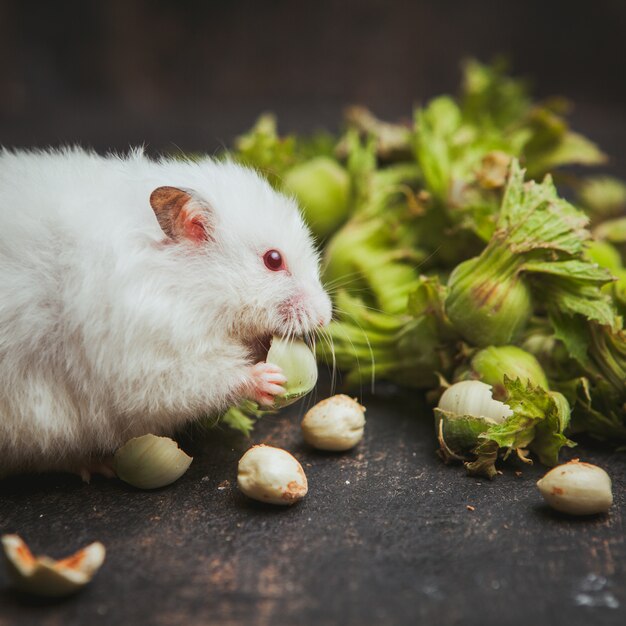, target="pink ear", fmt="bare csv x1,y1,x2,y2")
149,186,213,244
